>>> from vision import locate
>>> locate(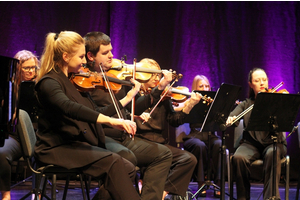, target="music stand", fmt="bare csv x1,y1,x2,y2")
184,91,216,124
190,83,241,200
182,91,216,198
245,92,300,200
